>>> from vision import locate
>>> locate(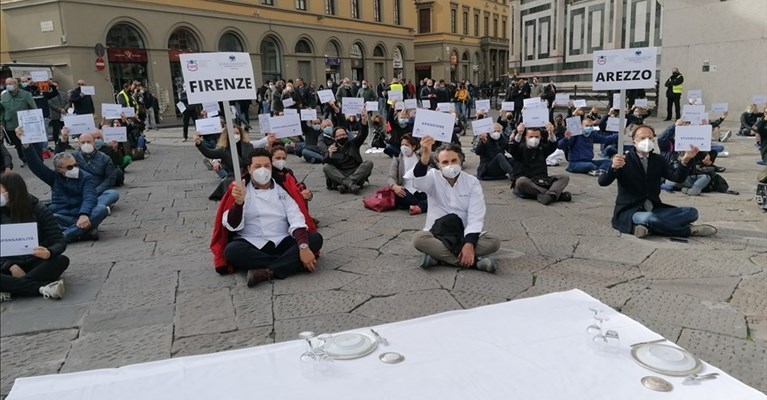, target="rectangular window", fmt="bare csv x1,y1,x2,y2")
326,0,336,15
262,0,273,5
295,0,306,11
502,19,507,39
394,0,401,25
351,0,360,19
374,0,381,22
474,13,479,36
493,17,498,37
484,16,489,36
451,9,457,33
463,11,469,35
419,8,432,34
